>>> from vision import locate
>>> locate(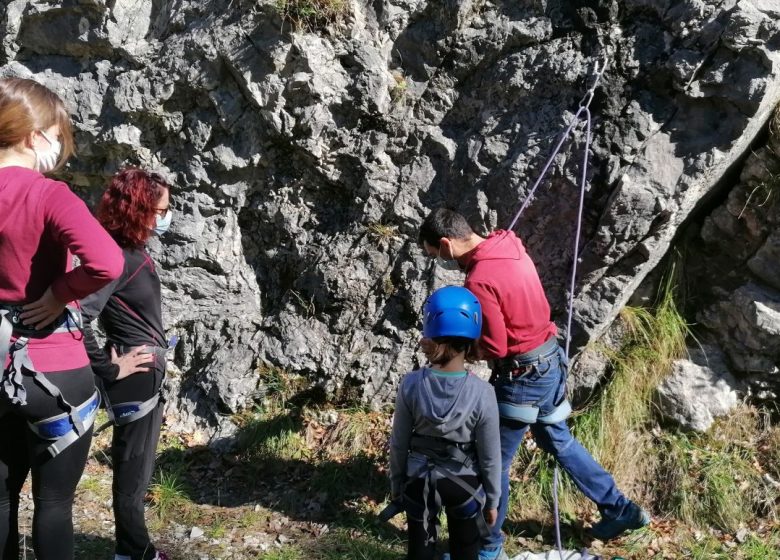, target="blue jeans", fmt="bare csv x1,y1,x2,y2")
484,344,630,548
